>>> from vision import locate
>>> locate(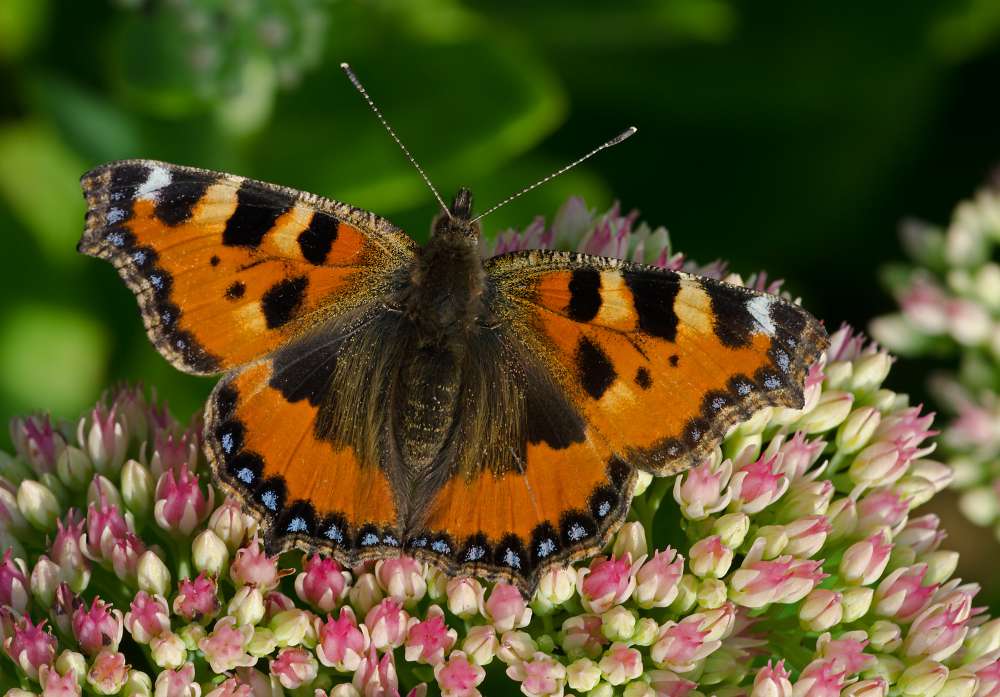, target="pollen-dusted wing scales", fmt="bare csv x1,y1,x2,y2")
79,160,416,374
486,250,827,476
